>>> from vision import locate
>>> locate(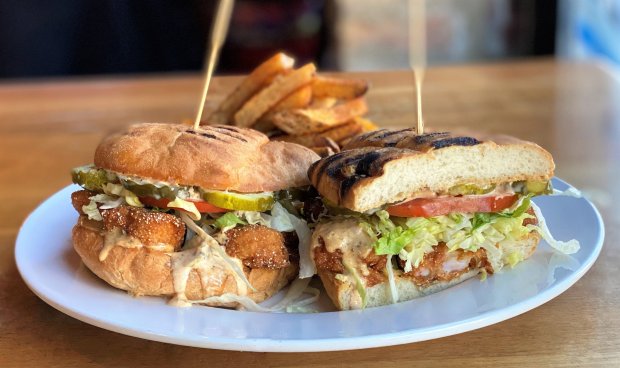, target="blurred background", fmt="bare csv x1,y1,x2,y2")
0,0,619,79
